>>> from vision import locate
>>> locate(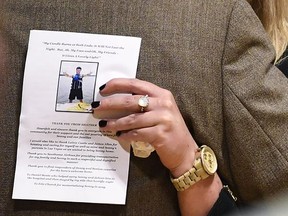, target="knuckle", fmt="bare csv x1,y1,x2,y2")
100,98,111,108
124,130,139,142
162,99,174,110
114,114,137,131
122,96,134,109
161,113,174,129
114,120,122,131
130,130,139,138
165,113,174,124
156,97,174,110
126,114,137,126
157,89,175,109
126,78,136,93
153,127,166,143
